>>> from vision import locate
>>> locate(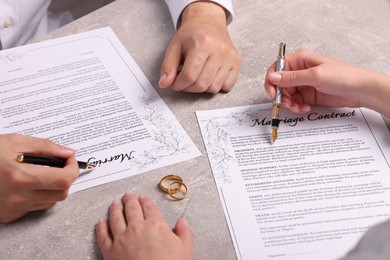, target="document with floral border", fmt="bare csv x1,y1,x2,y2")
0,27,200,193
196,104,390,260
